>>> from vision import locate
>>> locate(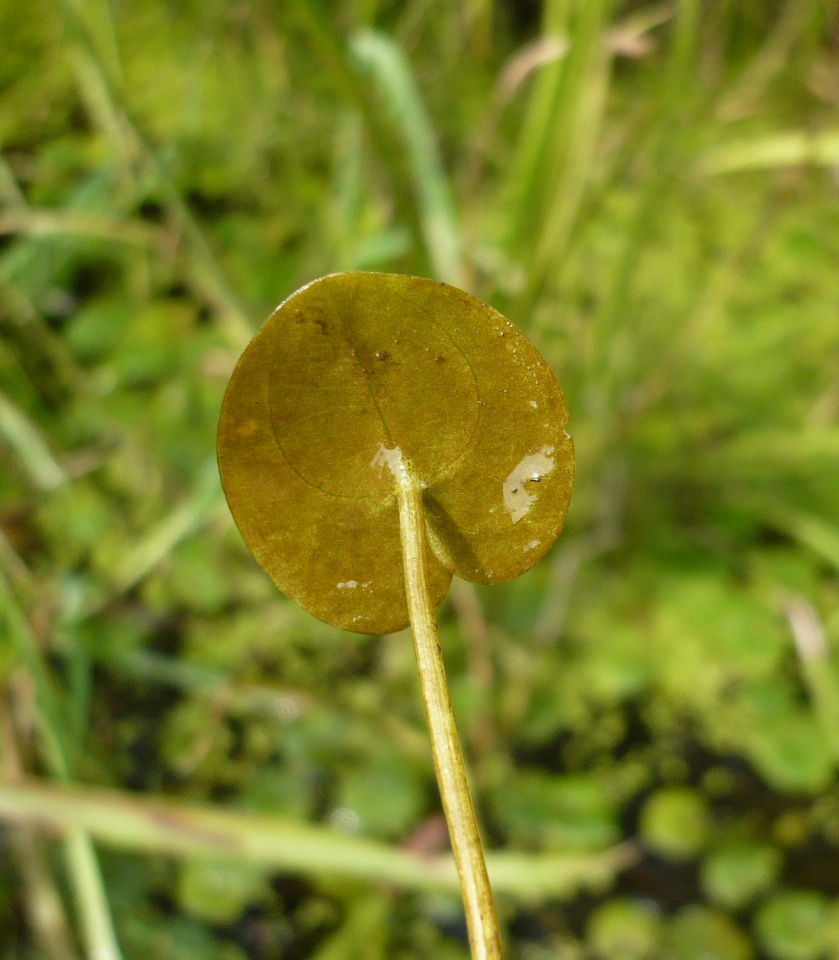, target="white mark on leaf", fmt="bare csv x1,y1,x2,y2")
503,446,555,523
371,443,404,479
